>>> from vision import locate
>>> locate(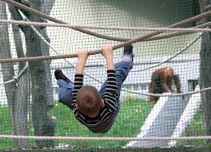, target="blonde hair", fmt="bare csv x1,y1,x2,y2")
76,85,102,117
